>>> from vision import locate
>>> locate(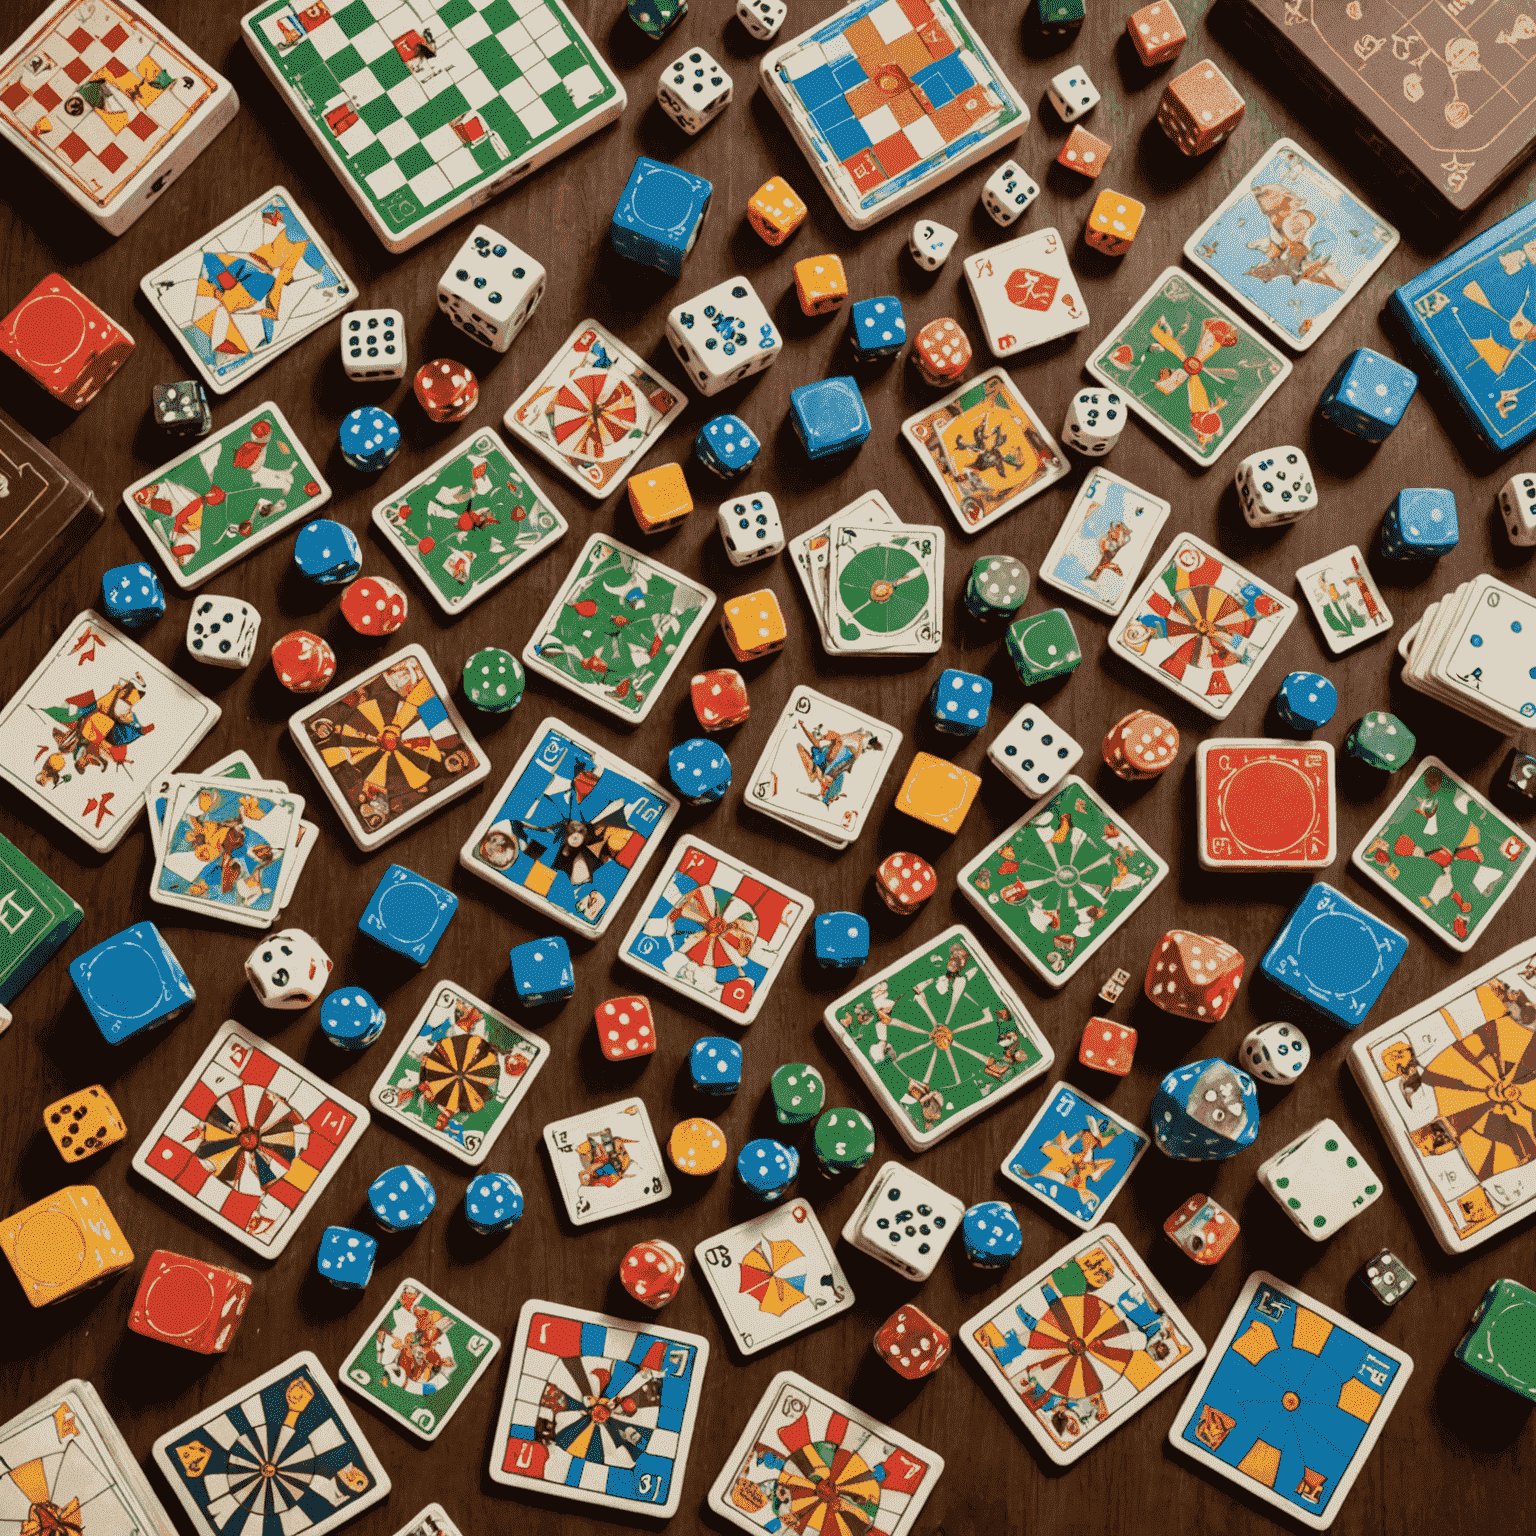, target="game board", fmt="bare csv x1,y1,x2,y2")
241,0,625,252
